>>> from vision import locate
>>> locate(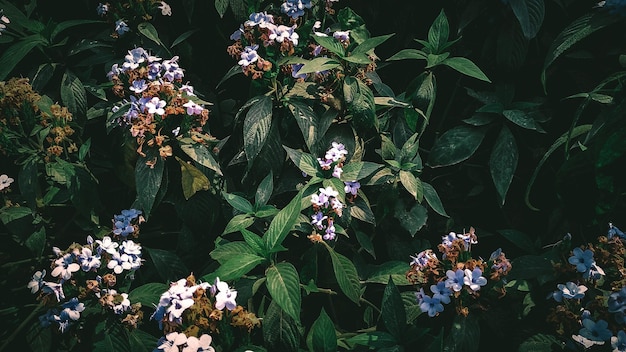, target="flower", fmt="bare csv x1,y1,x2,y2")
183,334,215,352
115,20,130,35
409,249,438,268
244,12,274,27
326,142,348,162
96,3,108,16
332,165,343,178
419,294,444,317
612,330,626,352
280,0,312,18
51,254,80,280
215,279,237,311
608,286,626,313
553,282,587,301
158,332,188,352
28,270,46,293
42,282,65,302
96,236,119,255
333,30,350,42
608,222,626,240
129,79,148,93
78,247,101,271
145,97,166,115
464,268,487,291
238,45,259,67
445,269,465,292
344,181,360,196
159,1,172,16
59,298,85,321
568,247,594,273
323,218,336,241
0,174,14,191
572,334,605,348
269,25,300,45
430,281,452,304
183,101,204,115
579,319,612,342
112,293,131,314
0,11,9,34
311,211,327,230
